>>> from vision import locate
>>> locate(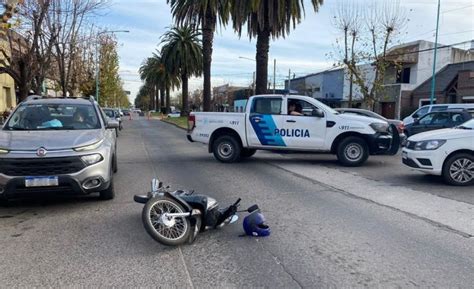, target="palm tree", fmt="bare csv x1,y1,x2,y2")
139,51,180,113
167,0,231,112
231,0,324,95
139,55,162,110
161,26,203,115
